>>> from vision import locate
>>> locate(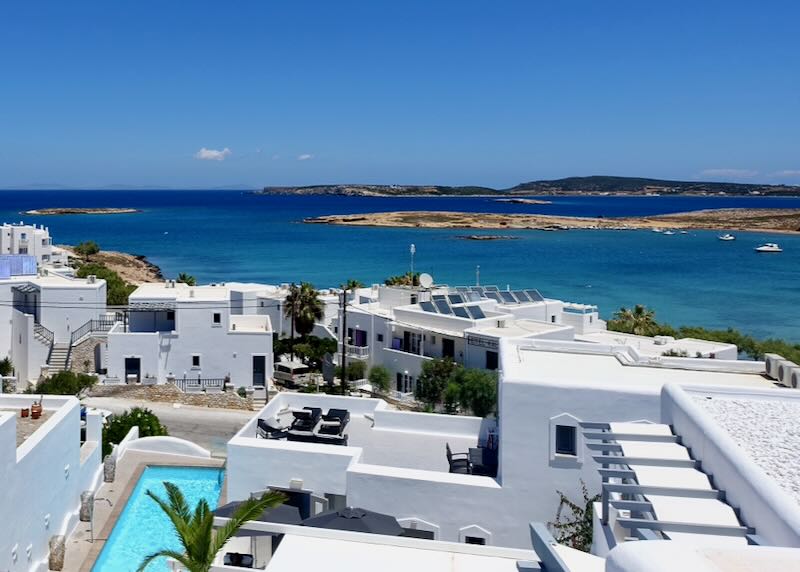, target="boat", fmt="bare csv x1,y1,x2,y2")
679,230,688,234
755,243,782,253
718,234,736,241
663,230,675,235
